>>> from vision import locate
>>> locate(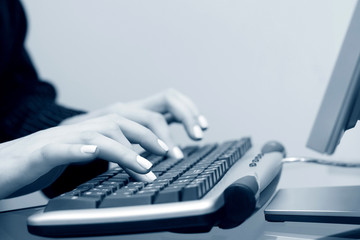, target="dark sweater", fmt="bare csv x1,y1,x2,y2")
1,0,107,198
0,0,84,142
